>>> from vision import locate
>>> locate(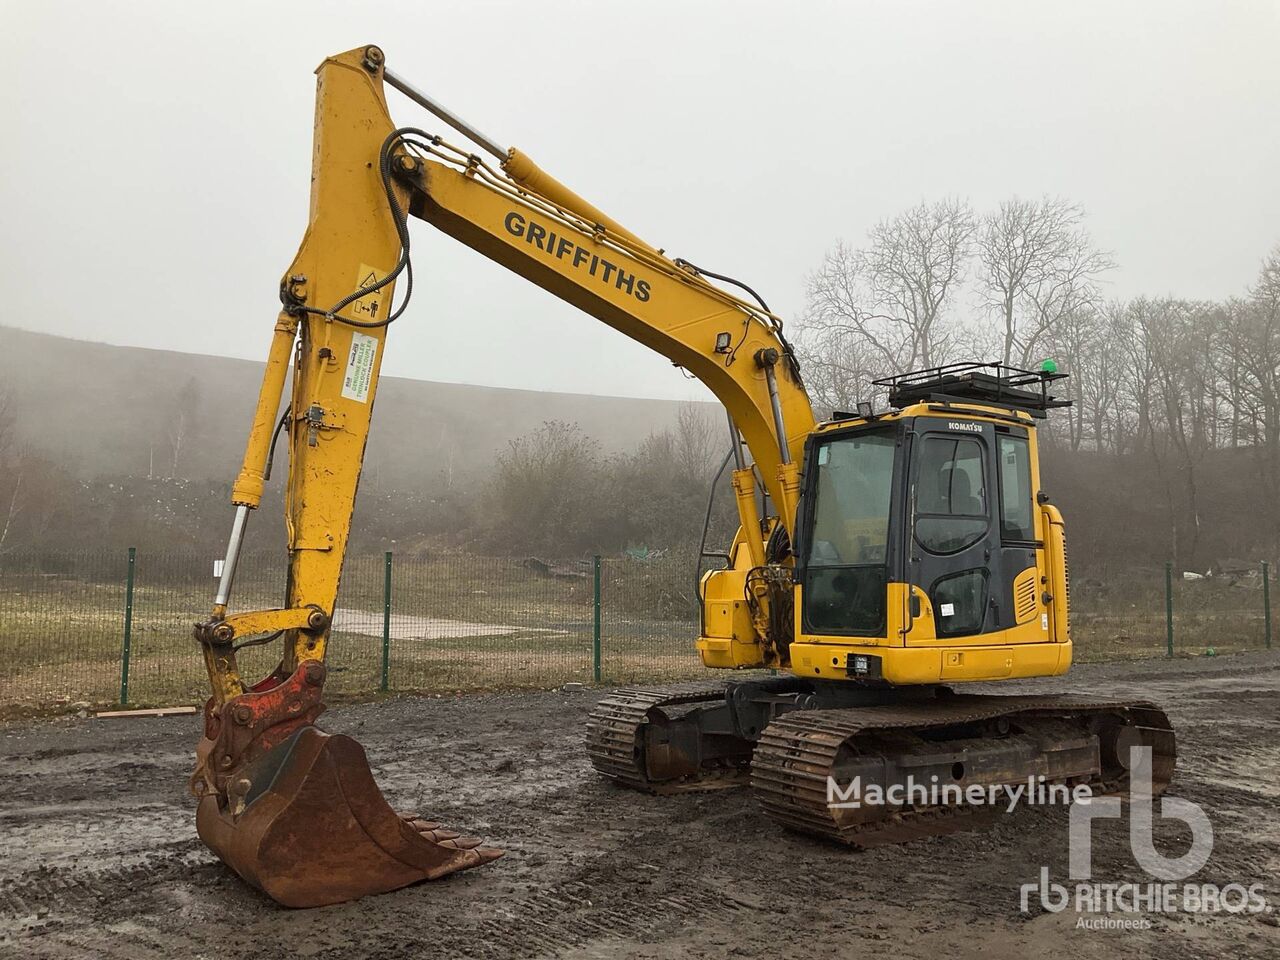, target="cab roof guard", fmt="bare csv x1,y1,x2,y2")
874,362,1071,417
